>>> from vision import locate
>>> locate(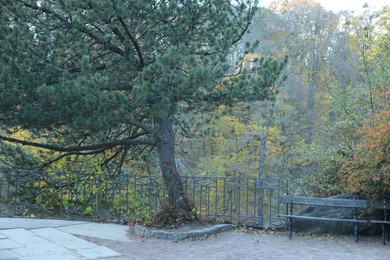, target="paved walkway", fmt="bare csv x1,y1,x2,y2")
2,218,389,260
0,218,129,259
